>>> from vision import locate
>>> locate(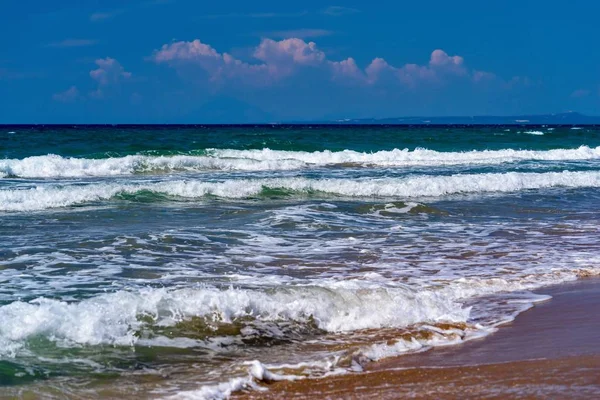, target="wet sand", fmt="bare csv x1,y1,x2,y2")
237,278,600,399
